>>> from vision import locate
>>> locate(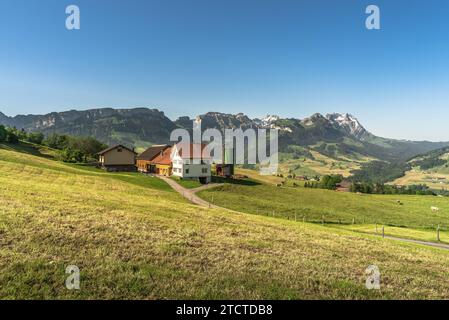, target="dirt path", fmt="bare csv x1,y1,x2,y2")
383,235,449,250
156,175,223,208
